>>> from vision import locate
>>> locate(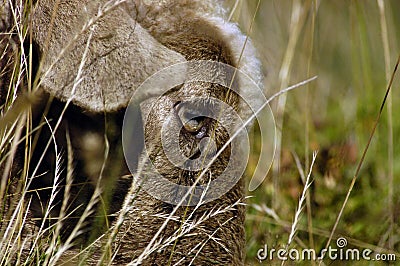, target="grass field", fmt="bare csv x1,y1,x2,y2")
1,0,399,265
235,0,400,264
